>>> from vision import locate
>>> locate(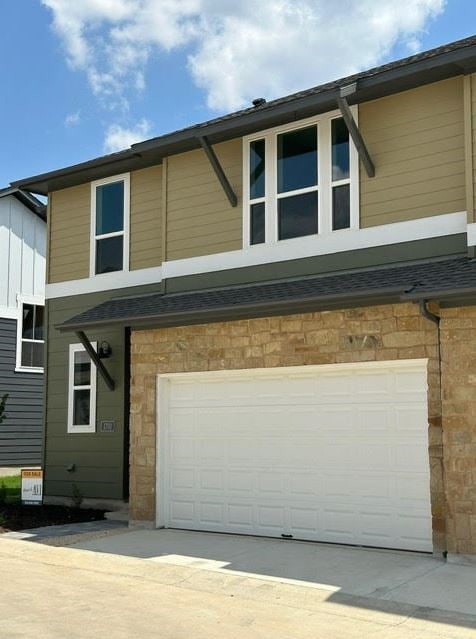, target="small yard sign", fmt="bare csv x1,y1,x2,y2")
21,469,43,505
